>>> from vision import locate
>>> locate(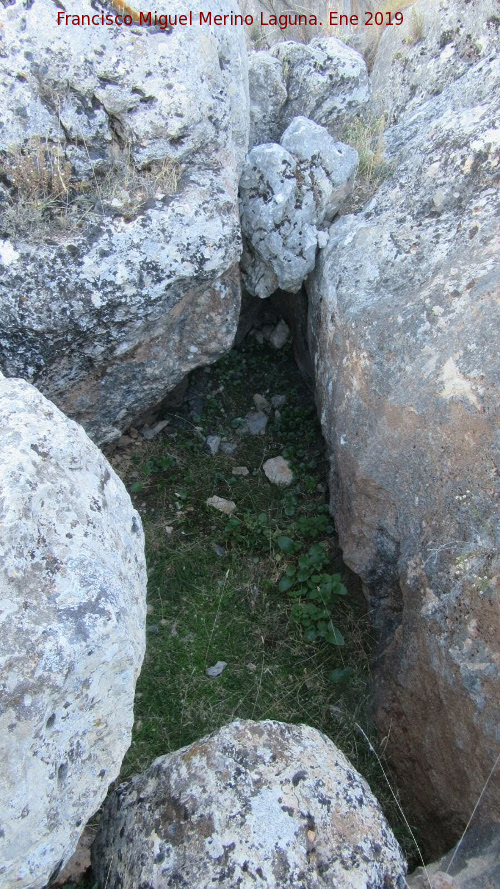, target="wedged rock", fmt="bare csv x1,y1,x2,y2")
0,374,147,889
92,719,407,888
271,37,370,136
240,117,358,298
371,0,500,124
248,52,287,148
307,57,500,854
0,0,249,444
